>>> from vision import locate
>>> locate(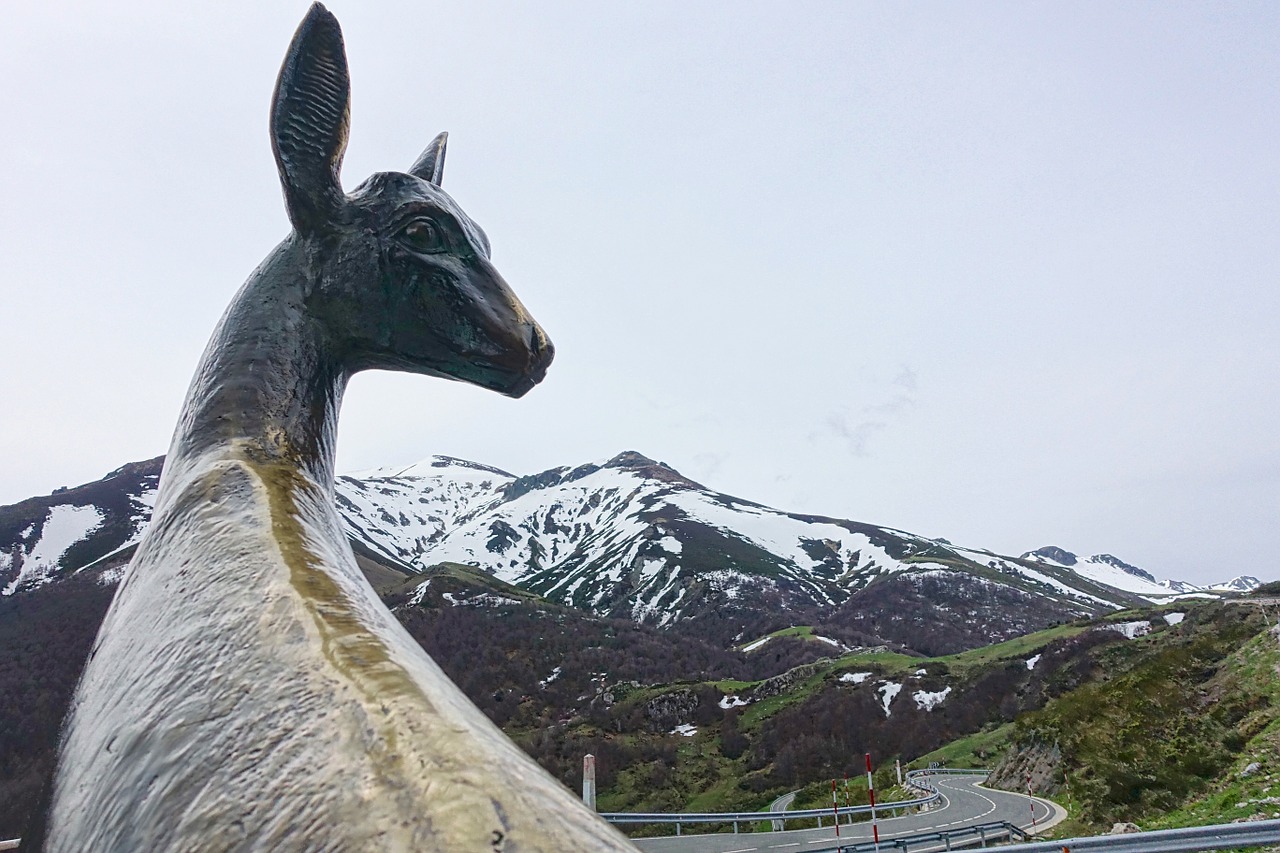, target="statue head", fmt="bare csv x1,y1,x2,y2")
269,3,553,397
